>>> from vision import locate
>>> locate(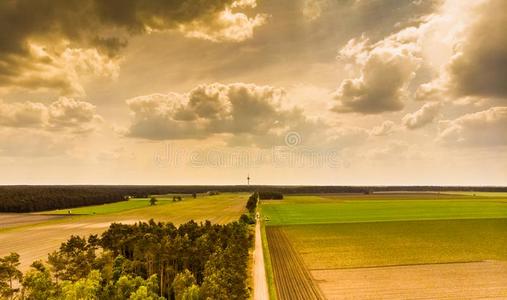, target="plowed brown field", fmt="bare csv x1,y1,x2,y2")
266,226,324,300
311,261,507,300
